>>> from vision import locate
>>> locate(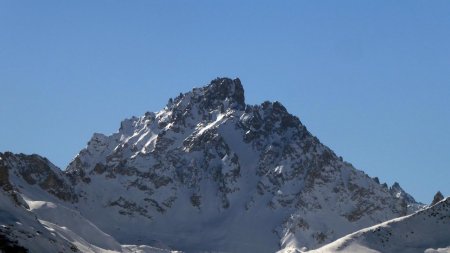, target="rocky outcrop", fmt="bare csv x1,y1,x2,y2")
432,191,444,205
0,152,77,202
